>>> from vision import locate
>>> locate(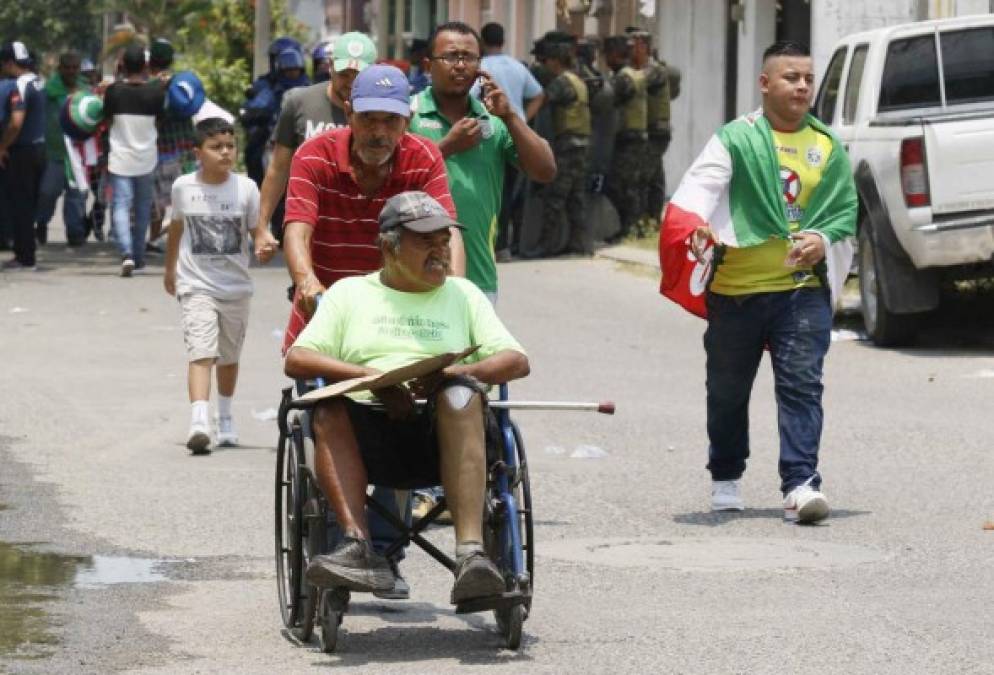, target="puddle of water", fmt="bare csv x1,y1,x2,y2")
74,555,166,588
0,542,89,660
0,541,165,661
